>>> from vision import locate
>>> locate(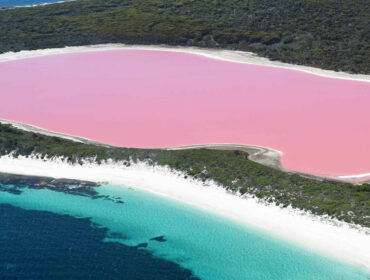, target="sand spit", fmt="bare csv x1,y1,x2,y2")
0,44,369,82
164,144,282,169
164,145,370,184
0,154,369,271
